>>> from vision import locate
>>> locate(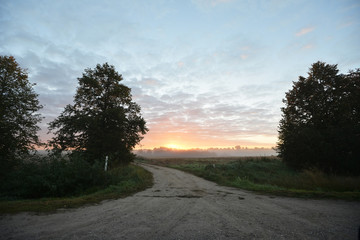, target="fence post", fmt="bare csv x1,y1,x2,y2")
105,156,108,171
